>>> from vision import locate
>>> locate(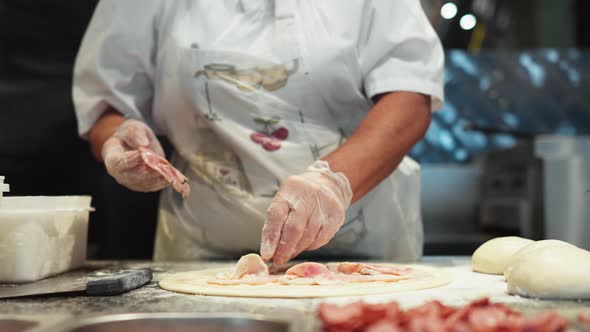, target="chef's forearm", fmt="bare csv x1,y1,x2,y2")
322,91,431,203
87,107,126,162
